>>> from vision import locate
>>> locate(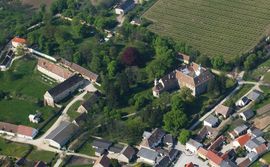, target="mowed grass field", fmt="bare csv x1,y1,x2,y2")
143,0,270,60
0,57,56,127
